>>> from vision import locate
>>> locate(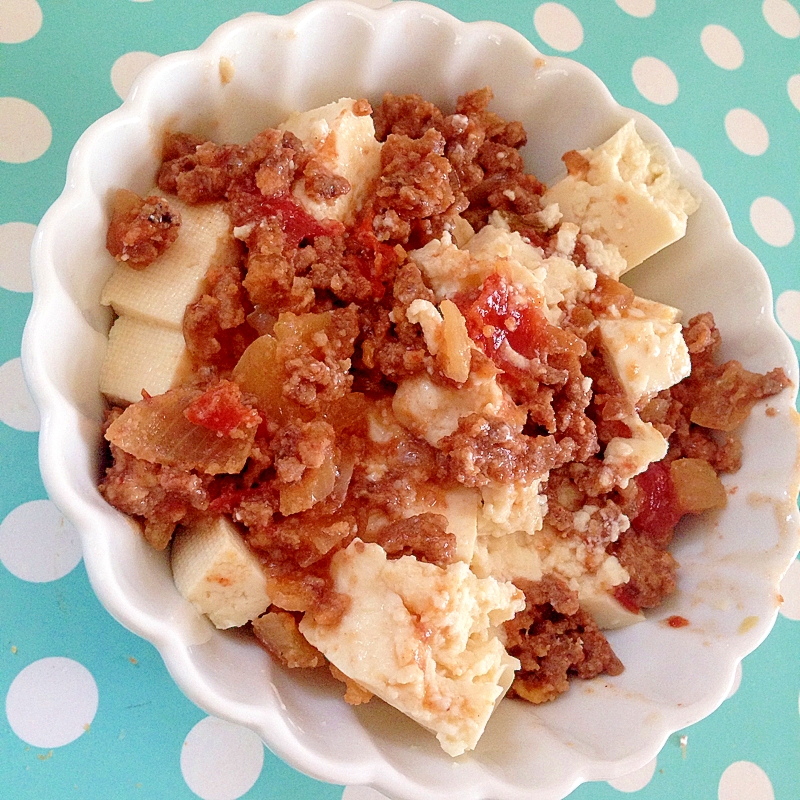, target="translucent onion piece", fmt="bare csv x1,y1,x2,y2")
105,385,256,474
